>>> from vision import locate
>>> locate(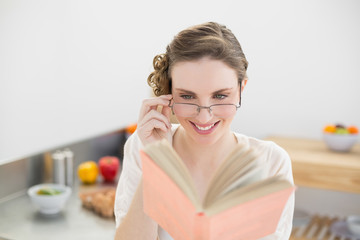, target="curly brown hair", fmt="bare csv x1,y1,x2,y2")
147,22,248,96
